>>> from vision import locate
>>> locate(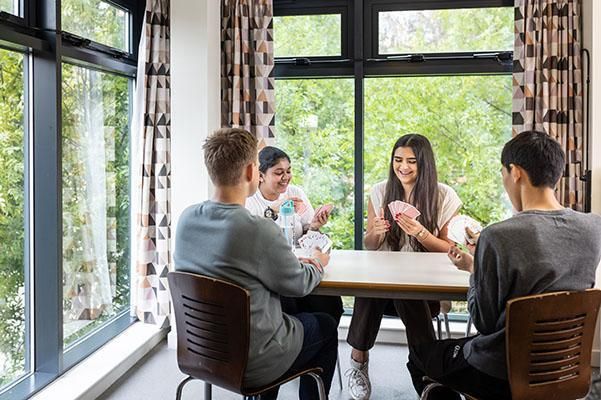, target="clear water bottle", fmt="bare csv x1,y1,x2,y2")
279,200,295,249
